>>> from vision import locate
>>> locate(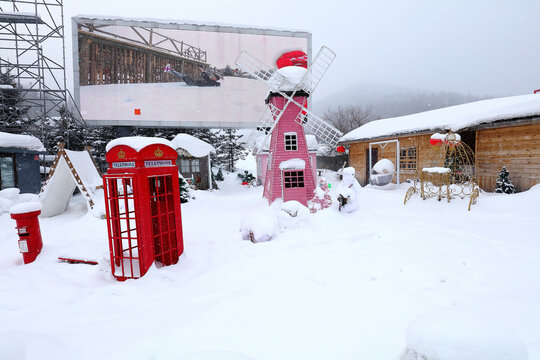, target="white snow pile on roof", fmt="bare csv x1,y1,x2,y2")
341,94,540,142
274,66,308,91
255,134,318,152
171,133,215,157
402,309,528,360
0,131,45,151
106,136,172,152
279,158,305,170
